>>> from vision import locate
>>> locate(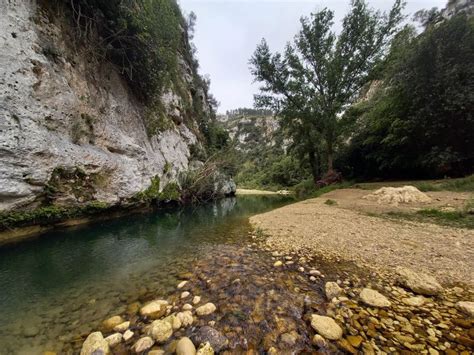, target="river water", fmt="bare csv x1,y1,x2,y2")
0,195,300,354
